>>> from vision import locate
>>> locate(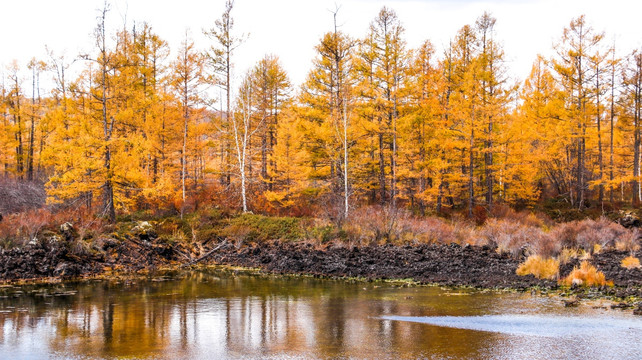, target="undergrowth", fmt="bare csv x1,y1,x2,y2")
516,255,559,280
561,261,612,287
